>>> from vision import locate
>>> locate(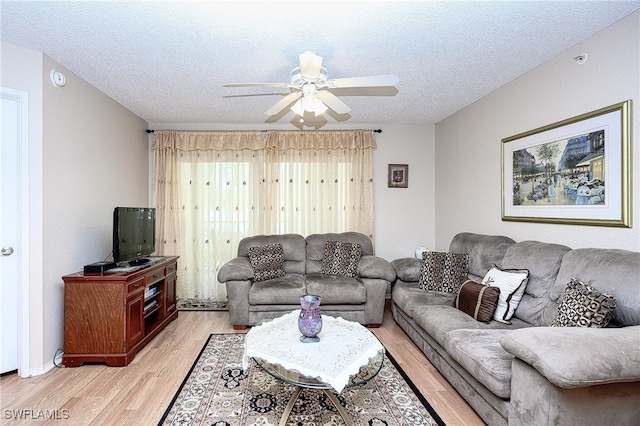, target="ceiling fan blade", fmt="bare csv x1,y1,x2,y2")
223,82,290,88
265,91,302,116
316,90,351,114
324,74,399,88
299,51,323,80
223,92,289,98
